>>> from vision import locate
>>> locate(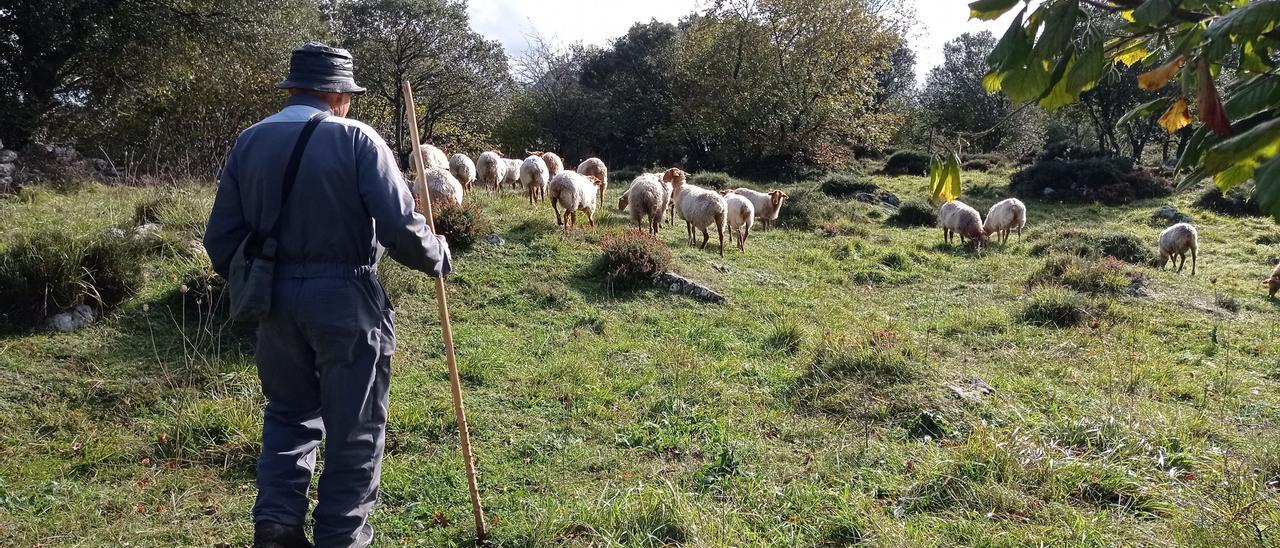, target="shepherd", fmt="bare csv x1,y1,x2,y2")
204,43,452,548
